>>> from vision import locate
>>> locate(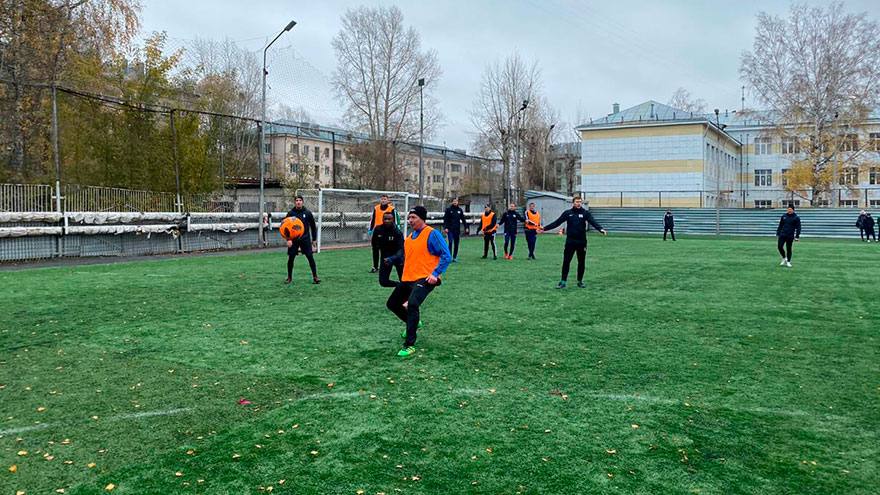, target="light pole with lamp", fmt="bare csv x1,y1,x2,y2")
418,77,426,203
508,99,528,204
258,19,296,246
